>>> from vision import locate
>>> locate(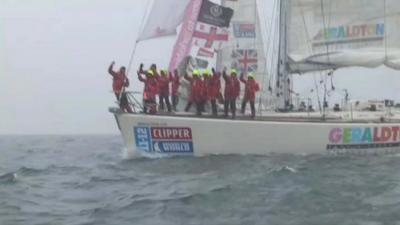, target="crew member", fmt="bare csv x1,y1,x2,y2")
209,68,221,116
240,73,260,119
184,69,204,115
223,68,240,119
108,61,133,113
138,64,158,114
158,70,172,112
171,69,180,112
